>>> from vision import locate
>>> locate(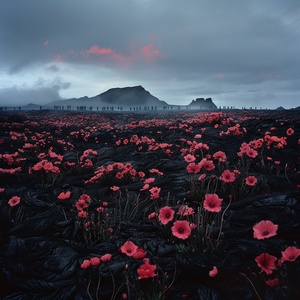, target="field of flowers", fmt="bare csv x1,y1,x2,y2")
0,109,299,299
